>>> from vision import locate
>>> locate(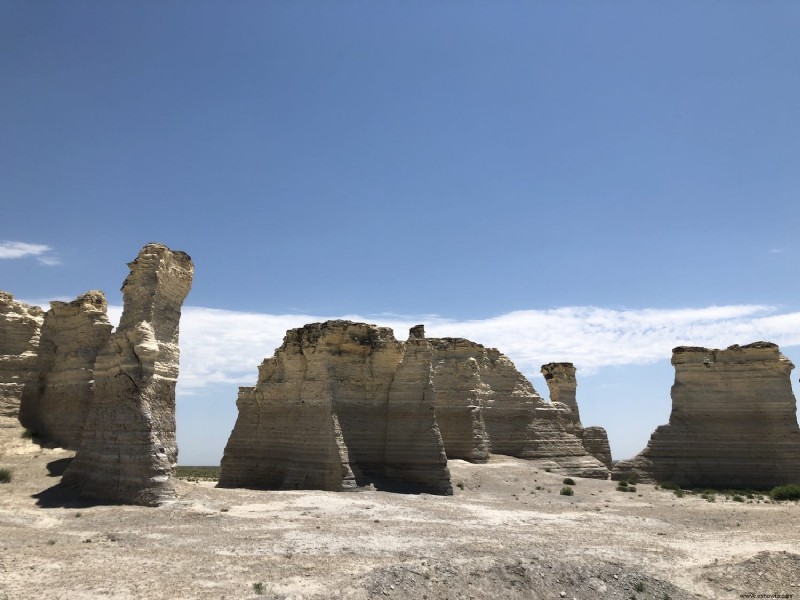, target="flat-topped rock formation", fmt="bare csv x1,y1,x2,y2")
63,244,194,505
428,338,608,478
541,362,612,469
19,291,113,448
0,292,44,427
612,342,800,488
219,321,452,494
